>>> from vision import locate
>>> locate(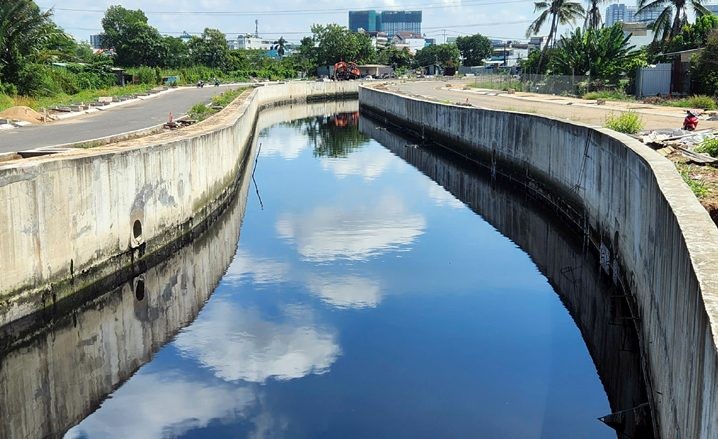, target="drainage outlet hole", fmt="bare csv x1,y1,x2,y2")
135,280,145,301
133,220,143,240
